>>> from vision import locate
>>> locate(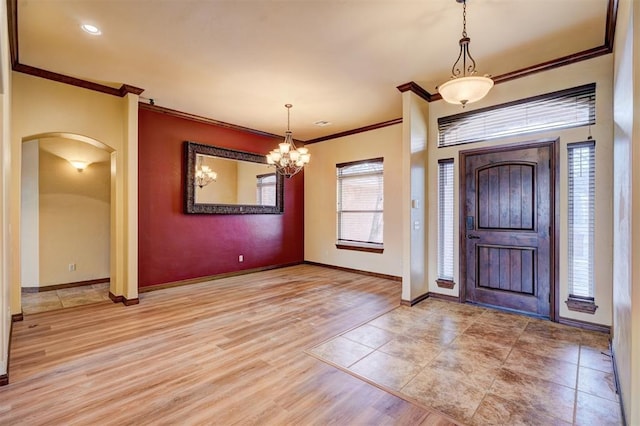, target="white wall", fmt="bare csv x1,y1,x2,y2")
426,55,614,326
612,0,640,422
305,124,403,277
20,140,38,287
